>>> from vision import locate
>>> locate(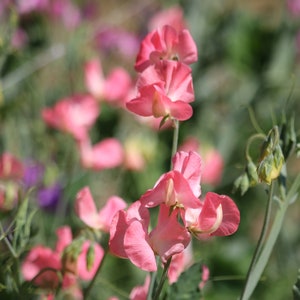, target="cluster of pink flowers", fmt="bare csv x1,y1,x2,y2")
109,151,240,272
